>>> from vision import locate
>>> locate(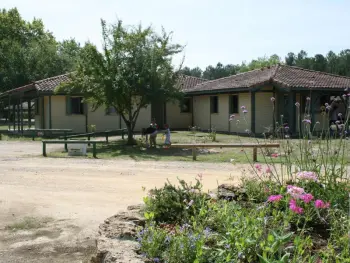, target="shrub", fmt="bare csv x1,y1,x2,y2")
143,177,207,224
